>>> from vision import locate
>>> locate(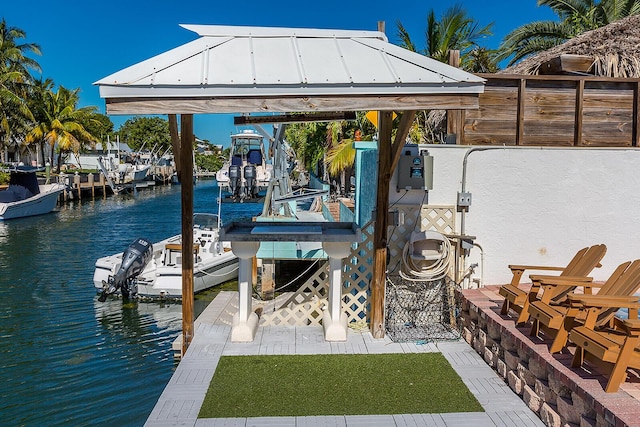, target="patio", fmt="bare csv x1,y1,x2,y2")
148,291,543,426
